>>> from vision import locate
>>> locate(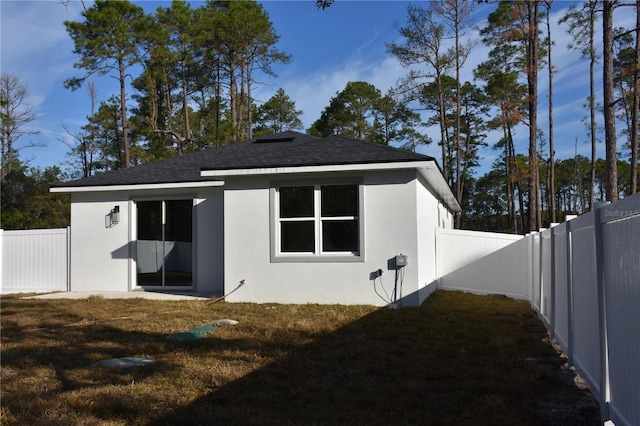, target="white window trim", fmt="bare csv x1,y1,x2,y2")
270,178,365,263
